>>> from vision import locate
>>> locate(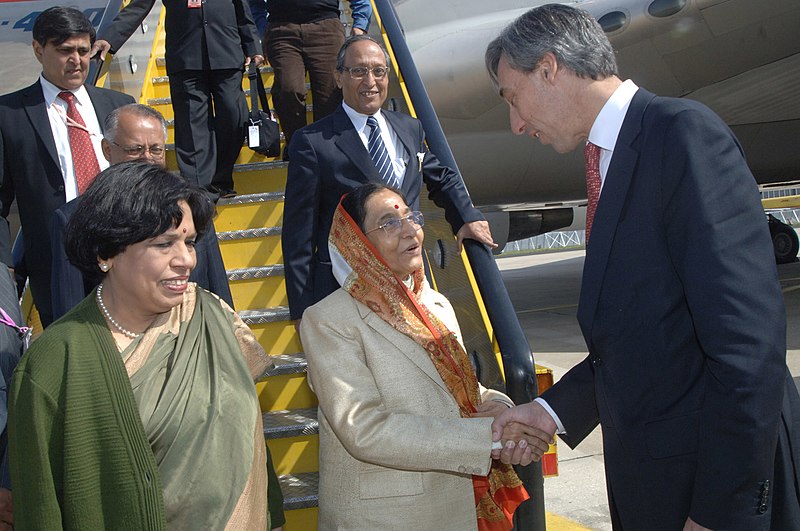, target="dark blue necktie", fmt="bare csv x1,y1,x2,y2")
367,116,398,187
